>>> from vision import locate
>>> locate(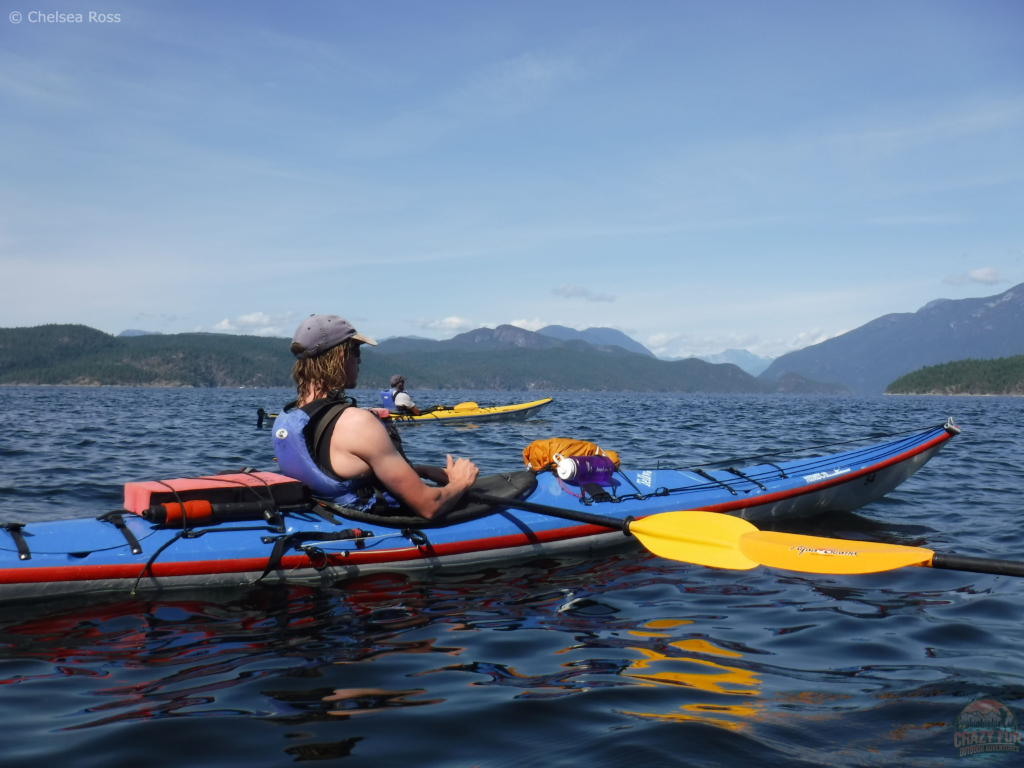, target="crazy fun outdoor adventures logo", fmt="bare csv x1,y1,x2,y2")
954,698,1021,756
